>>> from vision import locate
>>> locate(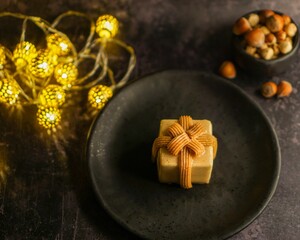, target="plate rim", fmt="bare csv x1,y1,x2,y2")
86,69,281,239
